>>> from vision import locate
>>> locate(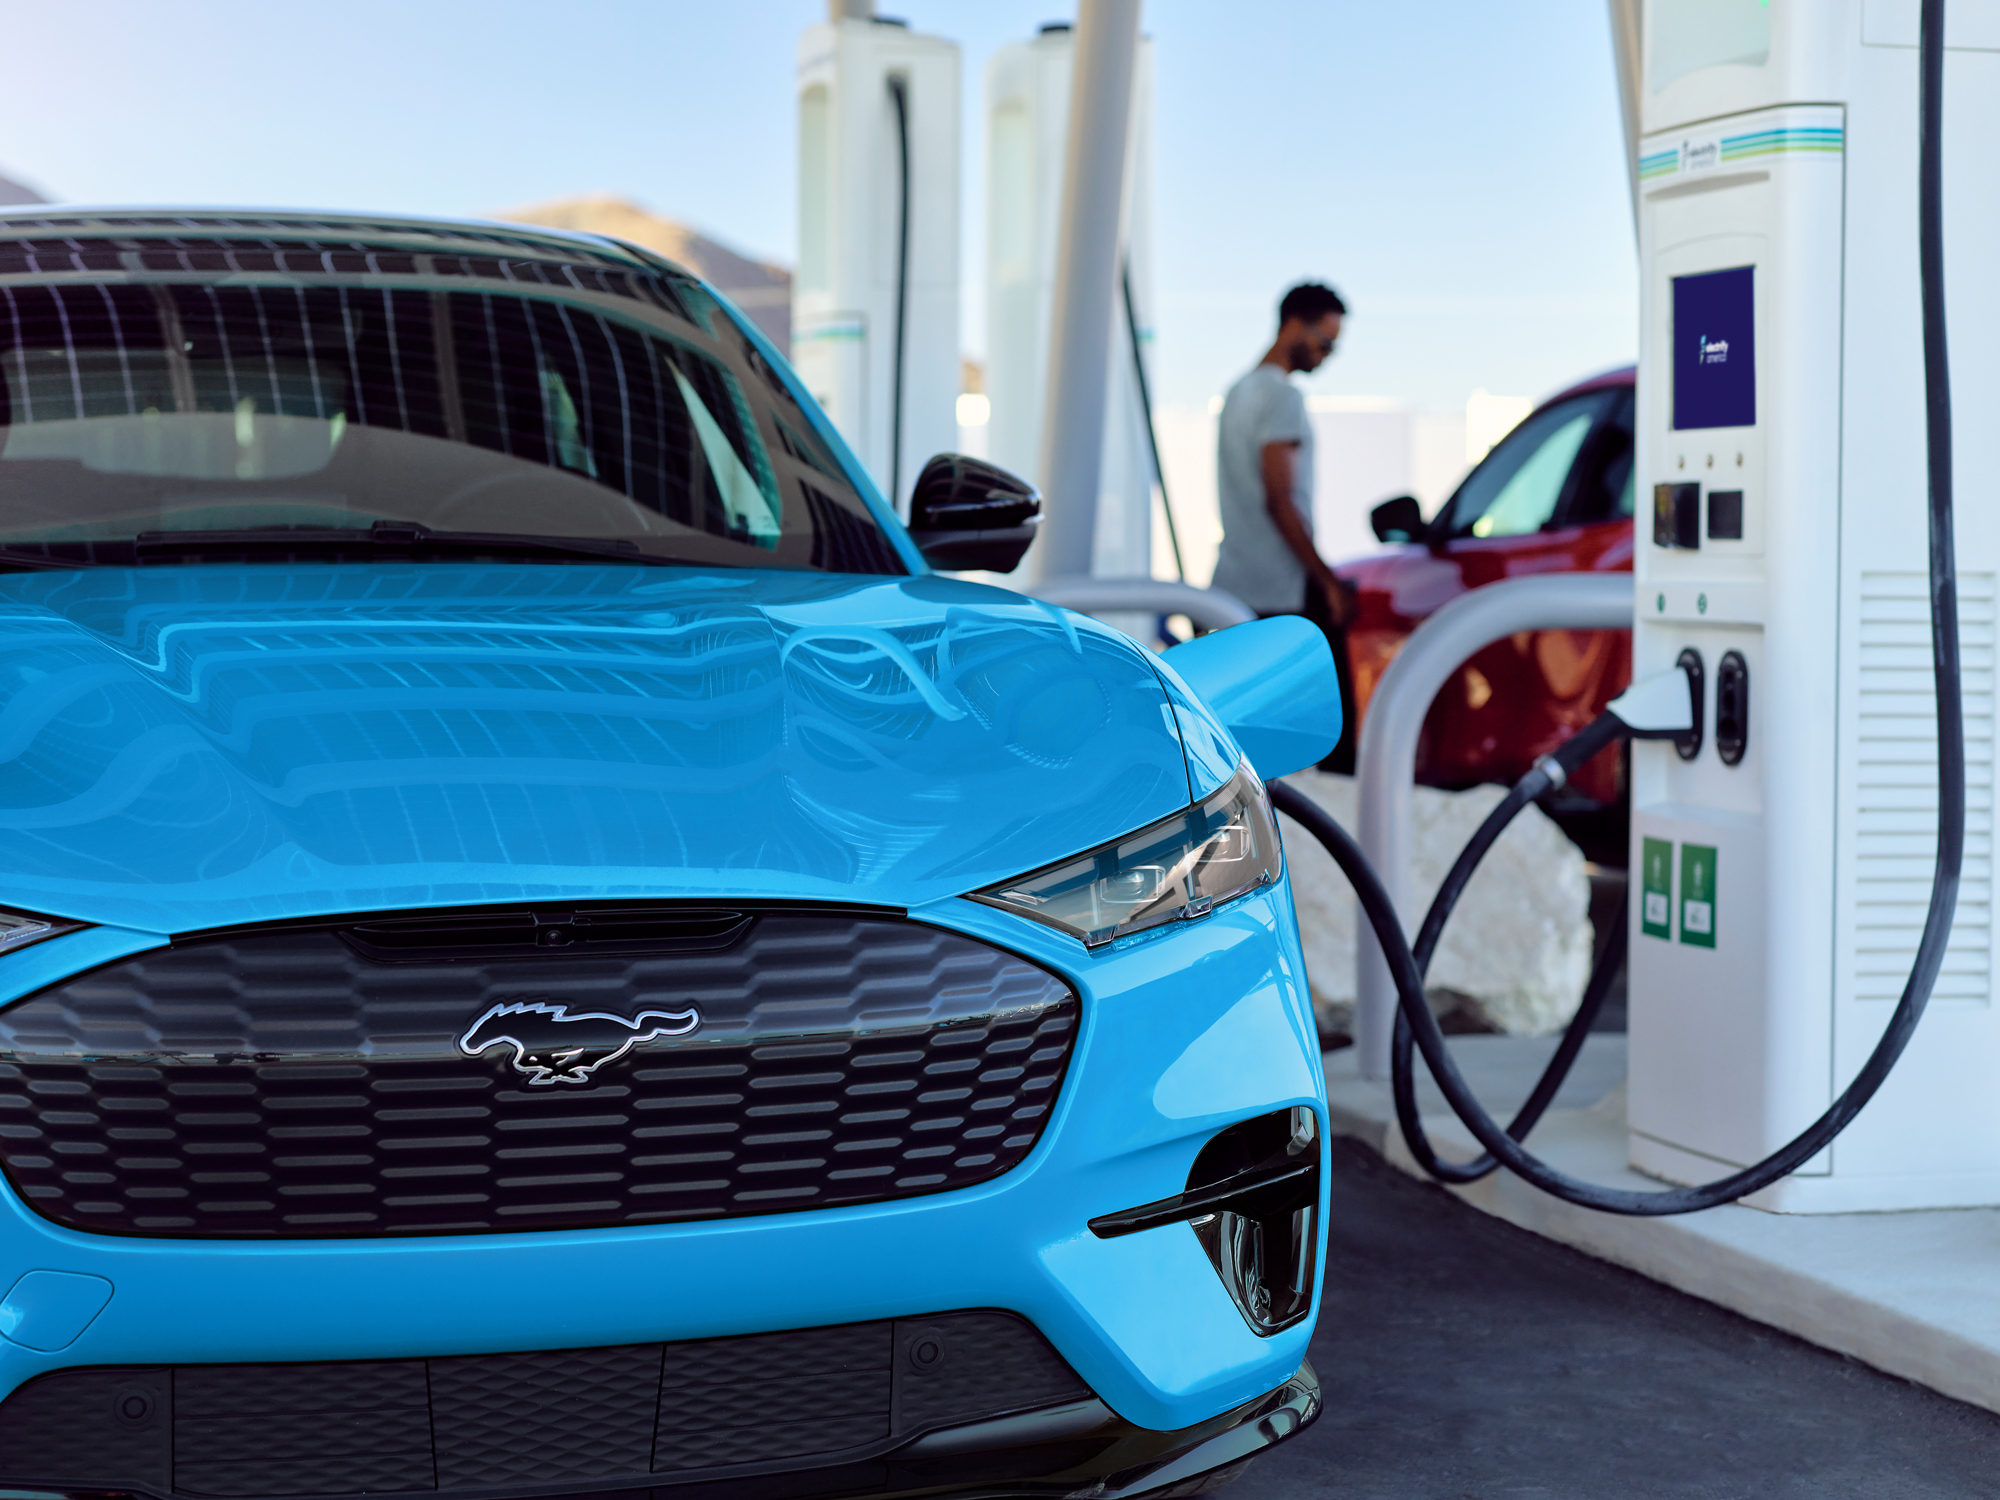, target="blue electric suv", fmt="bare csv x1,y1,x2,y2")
0,208,1332,1499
